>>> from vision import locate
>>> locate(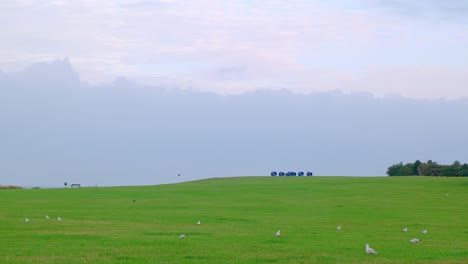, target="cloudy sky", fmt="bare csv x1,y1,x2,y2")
1,1,468,187
2,59,468,187
1,0,468,99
